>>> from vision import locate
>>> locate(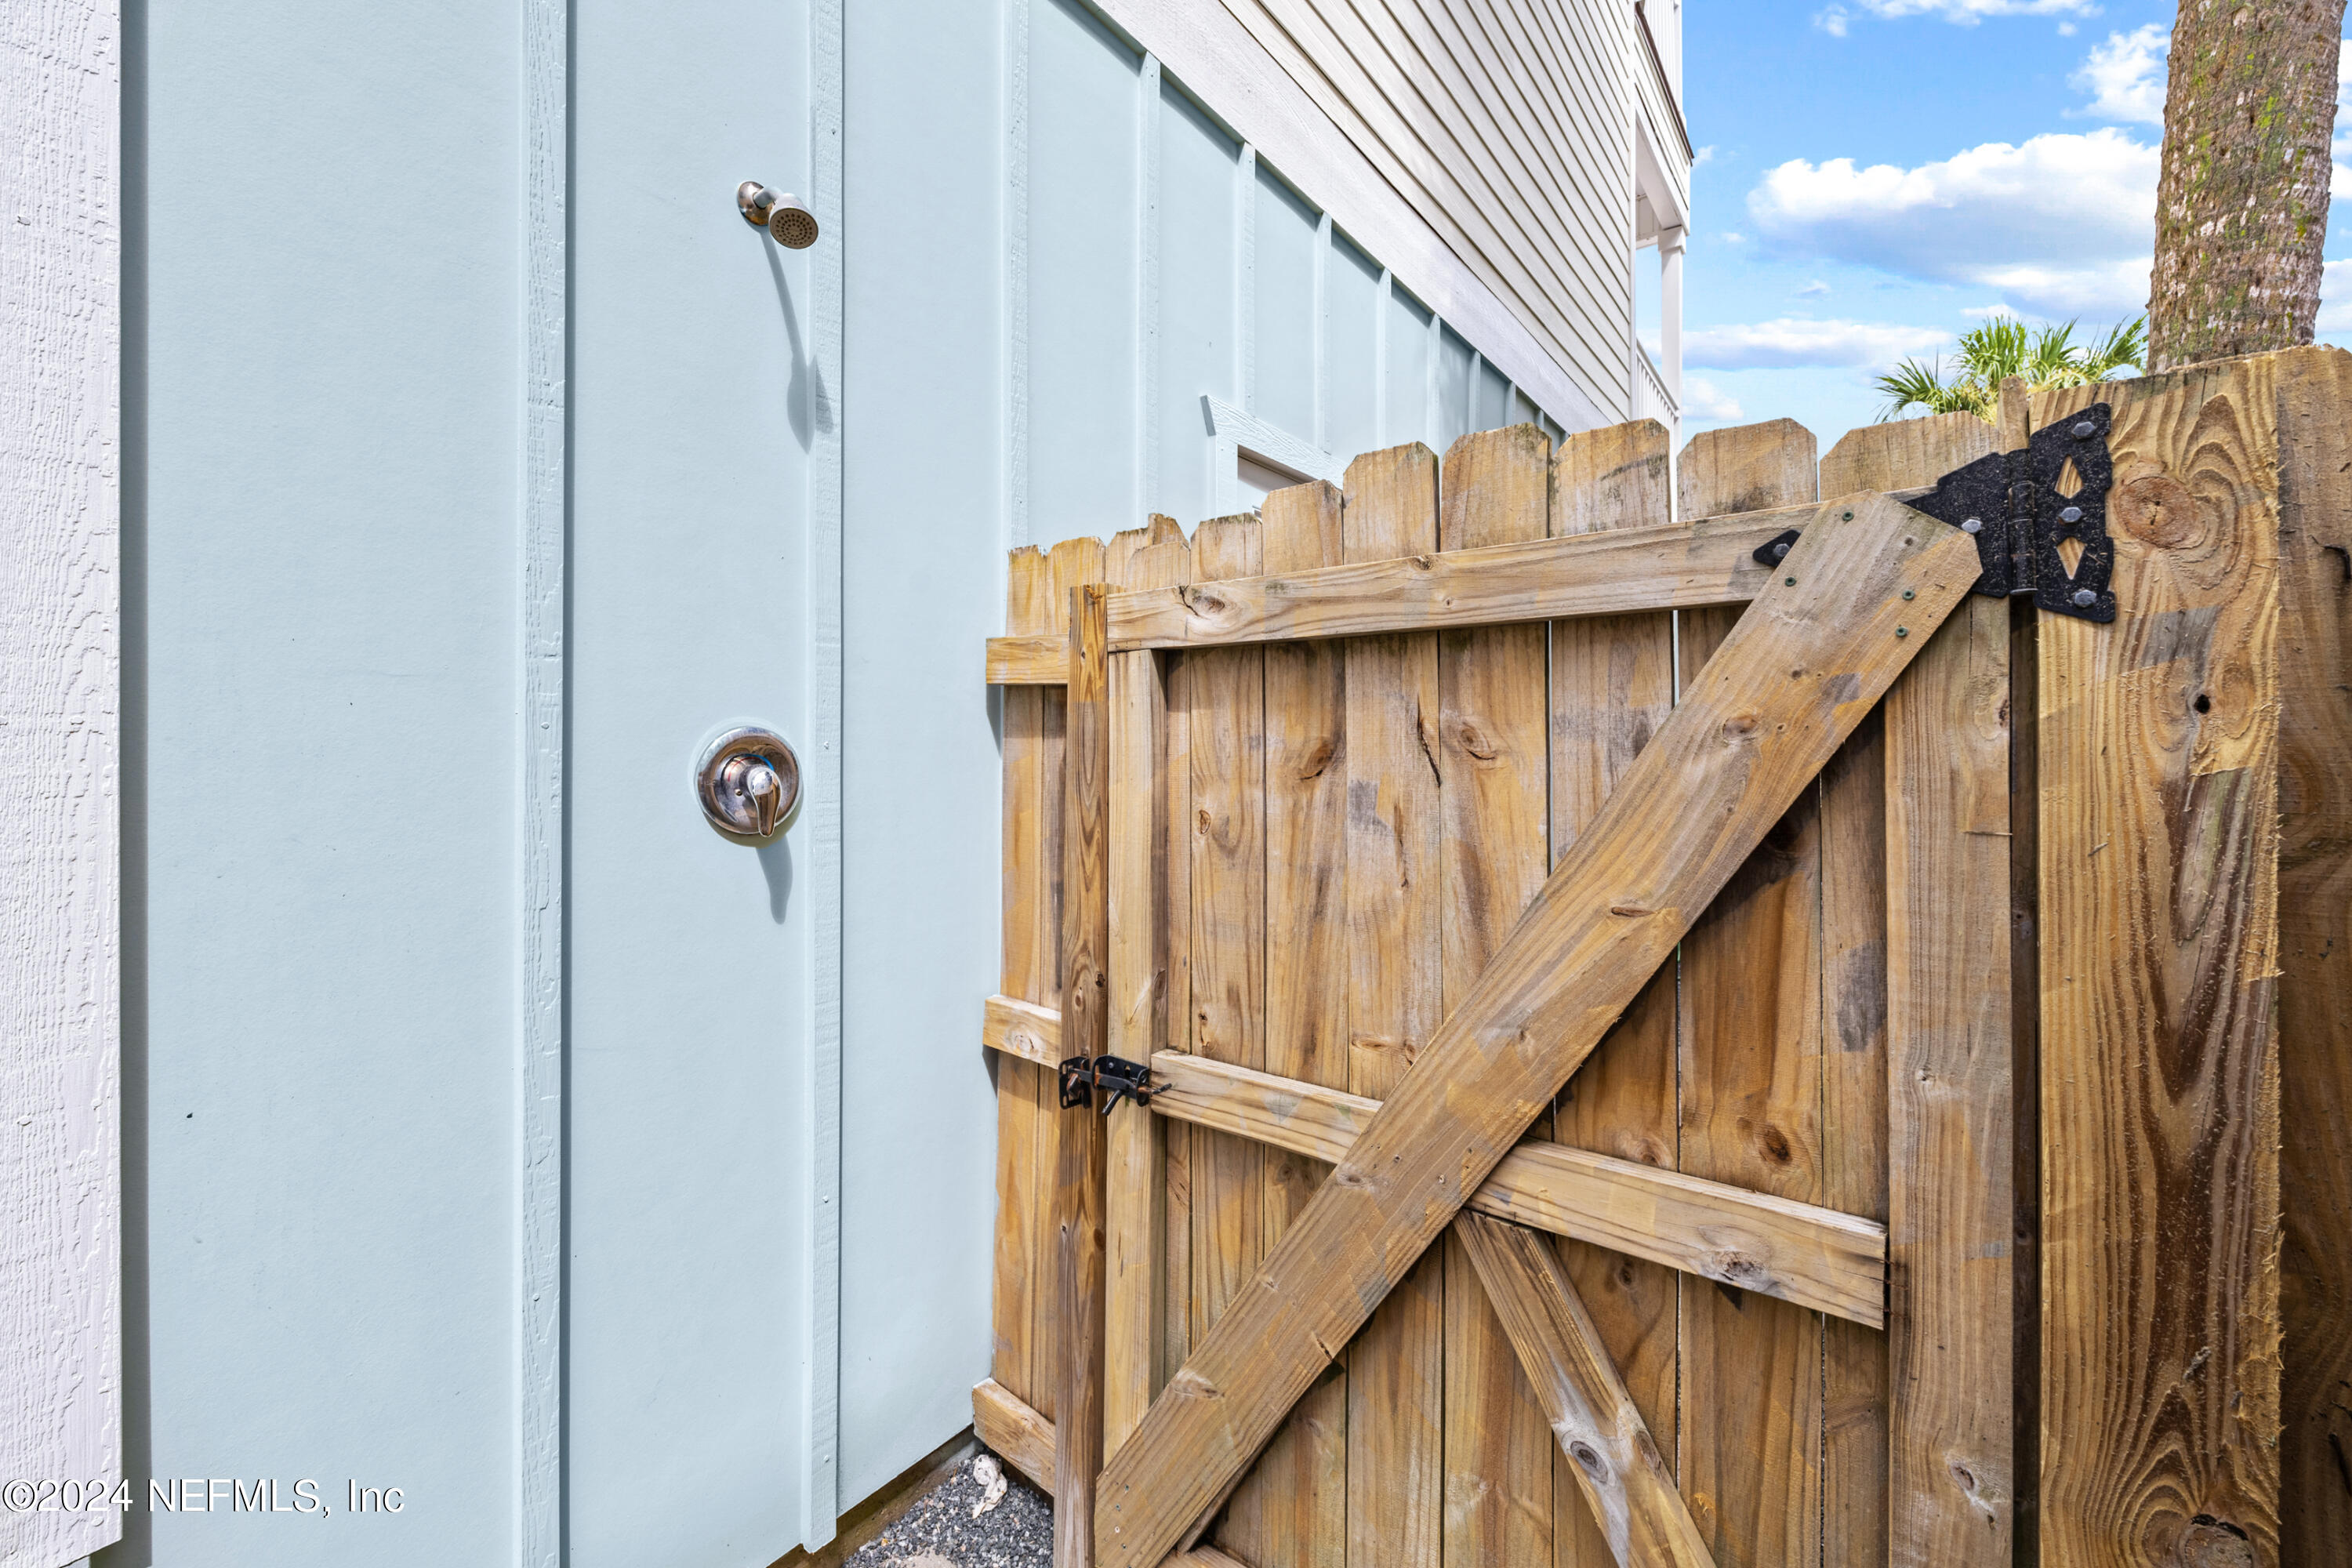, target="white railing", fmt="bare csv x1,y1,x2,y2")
1633,343,1678,428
